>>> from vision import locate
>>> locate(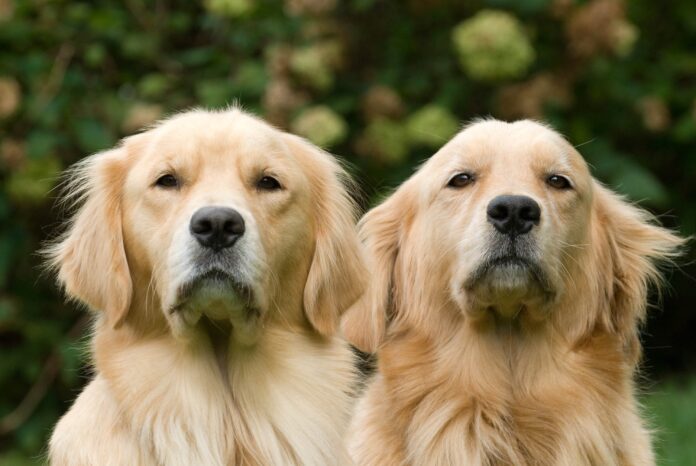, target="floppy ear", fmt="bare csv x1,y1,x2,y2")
341,186,413,353
285,135,367,337
44,147,132,328
592,182,684,360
